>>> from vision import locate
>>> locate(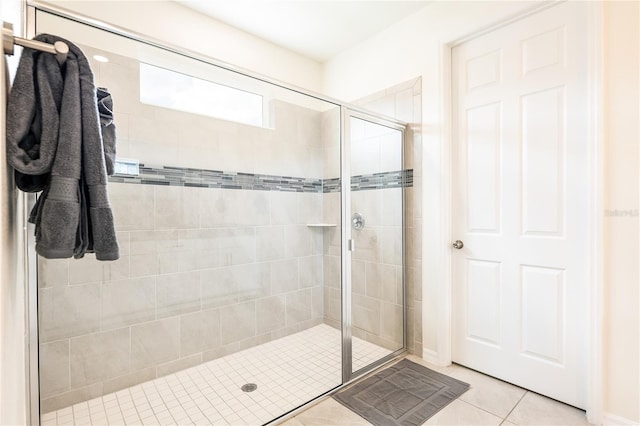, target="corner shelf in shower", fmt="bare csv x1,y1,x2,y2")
306,223,337,227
